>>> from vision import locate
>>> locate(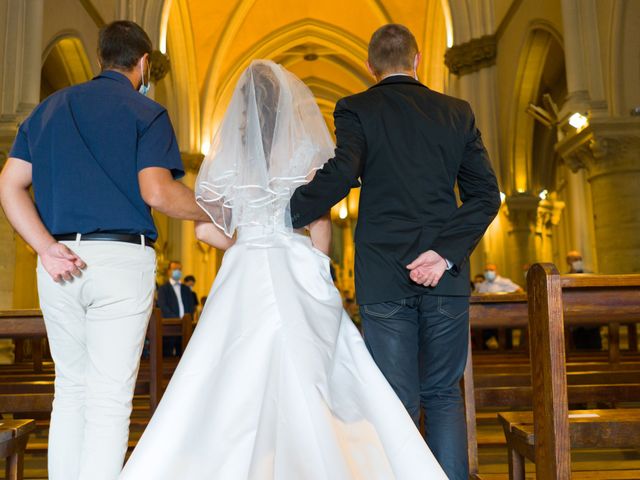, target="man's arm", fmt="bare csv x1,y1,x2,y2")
289,98,366,229
0,157,86,282
428,104,501,269
406,103,500,287
139,167,209,221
